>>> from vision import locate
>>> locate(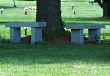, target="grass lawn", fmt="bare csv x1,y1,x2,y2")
0,0,110,76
